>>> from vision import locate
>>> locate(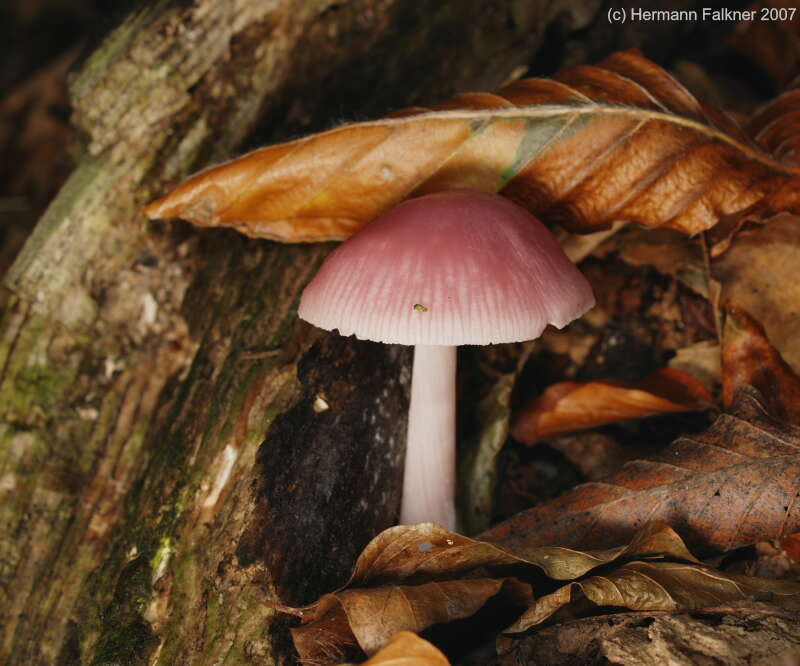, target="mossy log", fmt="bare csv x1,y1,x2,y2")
0,0,597,662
